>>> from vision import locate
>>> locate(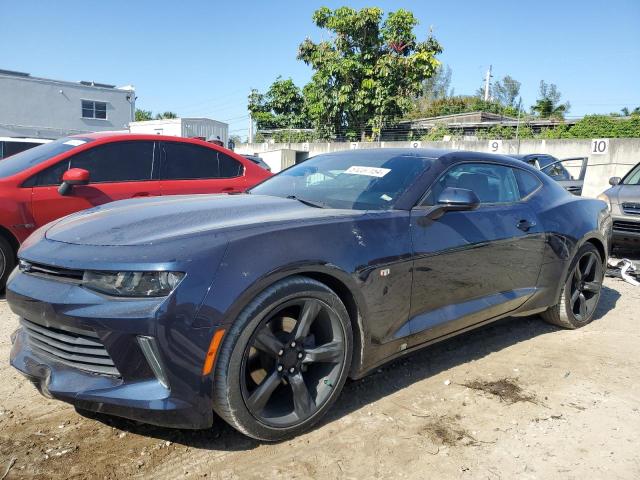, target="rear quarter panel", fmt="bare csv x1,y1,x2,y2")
522,180,610,312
